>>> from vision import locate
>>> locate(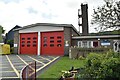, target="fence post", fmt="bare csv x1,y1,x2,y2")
35,61,36,80
26,66,28,80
